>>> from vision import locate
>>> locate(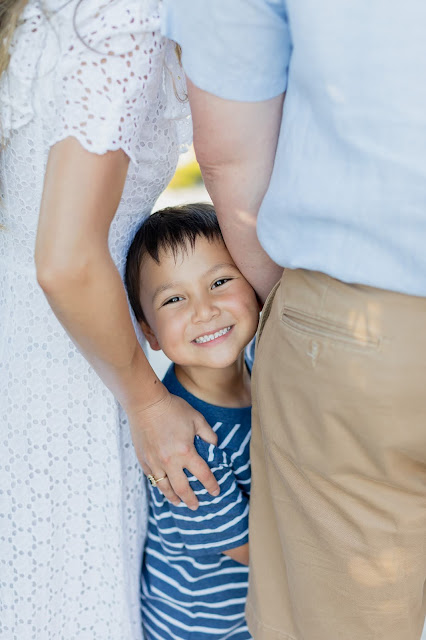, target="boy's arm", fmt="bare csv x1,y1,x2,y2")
223,543,249,566
160,438,250,559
